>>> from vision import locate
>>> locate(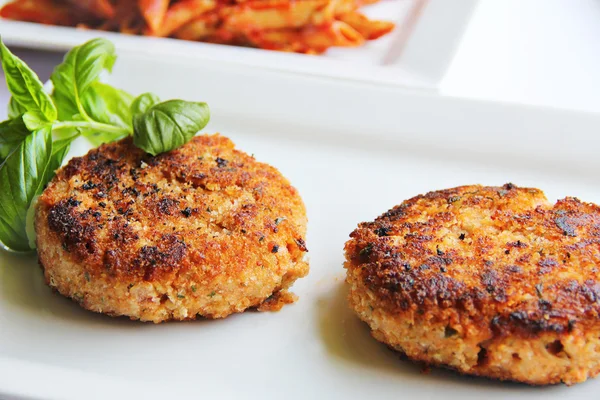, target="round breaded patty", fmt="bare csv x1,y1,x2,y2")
35,134,308,323
345,184,600,385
